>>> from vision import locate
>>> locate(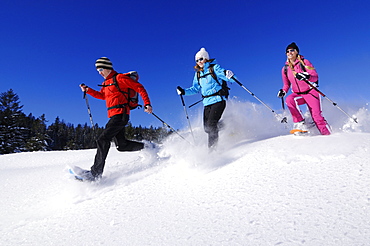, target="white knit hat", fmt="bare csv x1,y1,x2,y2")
95,57,113,70
195,48,209,60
